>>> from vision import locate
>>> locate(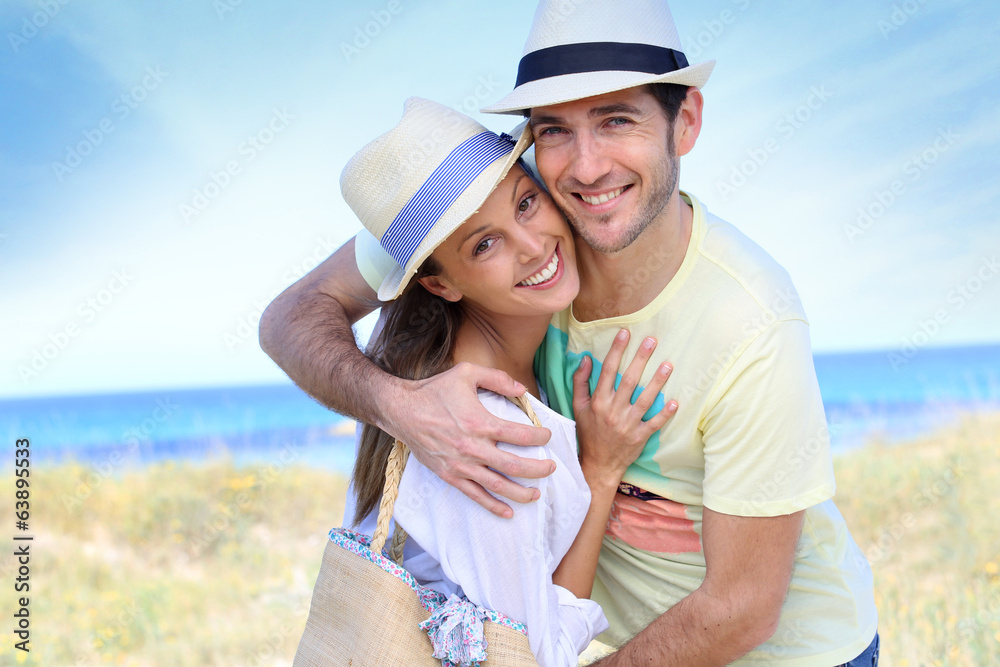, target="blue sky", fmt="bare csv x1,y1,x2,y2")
1,0,997,398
